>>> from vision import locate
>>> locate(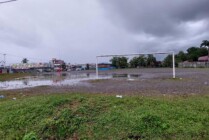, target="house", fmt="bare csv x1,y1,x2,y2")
88,63,96,70
68,64,96,71
198,56,209,62
50,58,66,72
0,67,8,74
